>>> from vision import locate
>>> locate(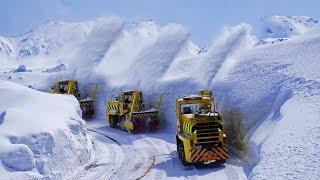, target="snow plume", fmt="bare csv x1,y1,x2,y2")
204,23,256,86
127,24,189,88
92,24,190,119
69,17,123,72
96,20,160,75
